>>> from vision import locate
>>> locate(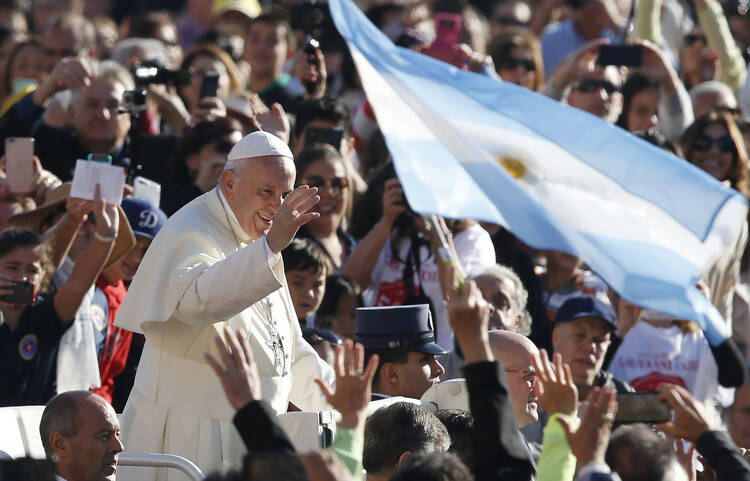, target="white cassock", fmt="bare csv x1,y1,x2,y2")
114,187,335,481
